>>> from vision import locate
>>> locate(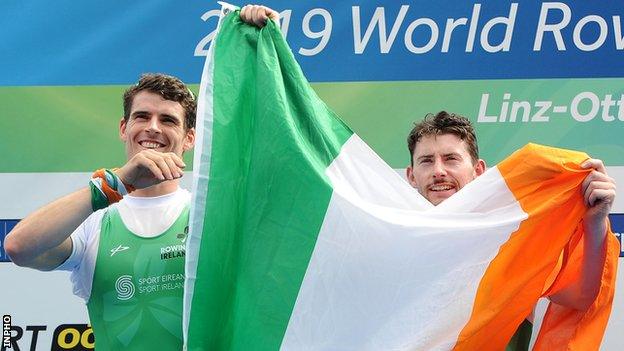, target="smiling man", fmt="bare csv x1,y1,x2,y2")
5,73,196,350
406,111,616,350
406,120,485,206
